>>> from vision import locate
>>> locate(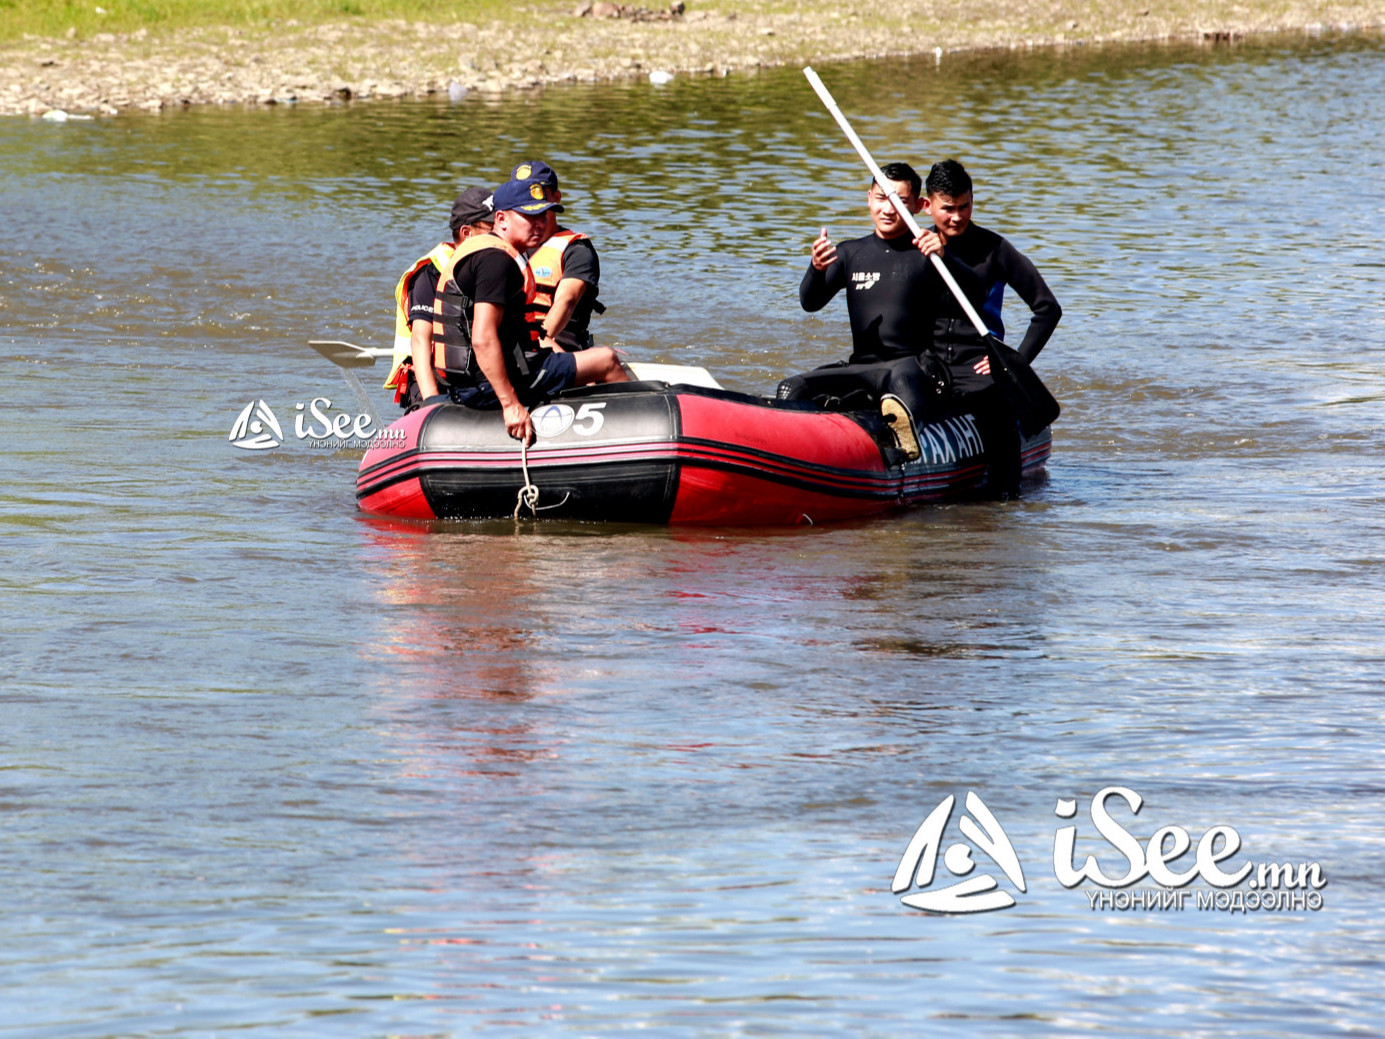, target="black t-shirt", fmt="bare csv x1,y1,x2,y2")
527,232,601,351
553,236,600,350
